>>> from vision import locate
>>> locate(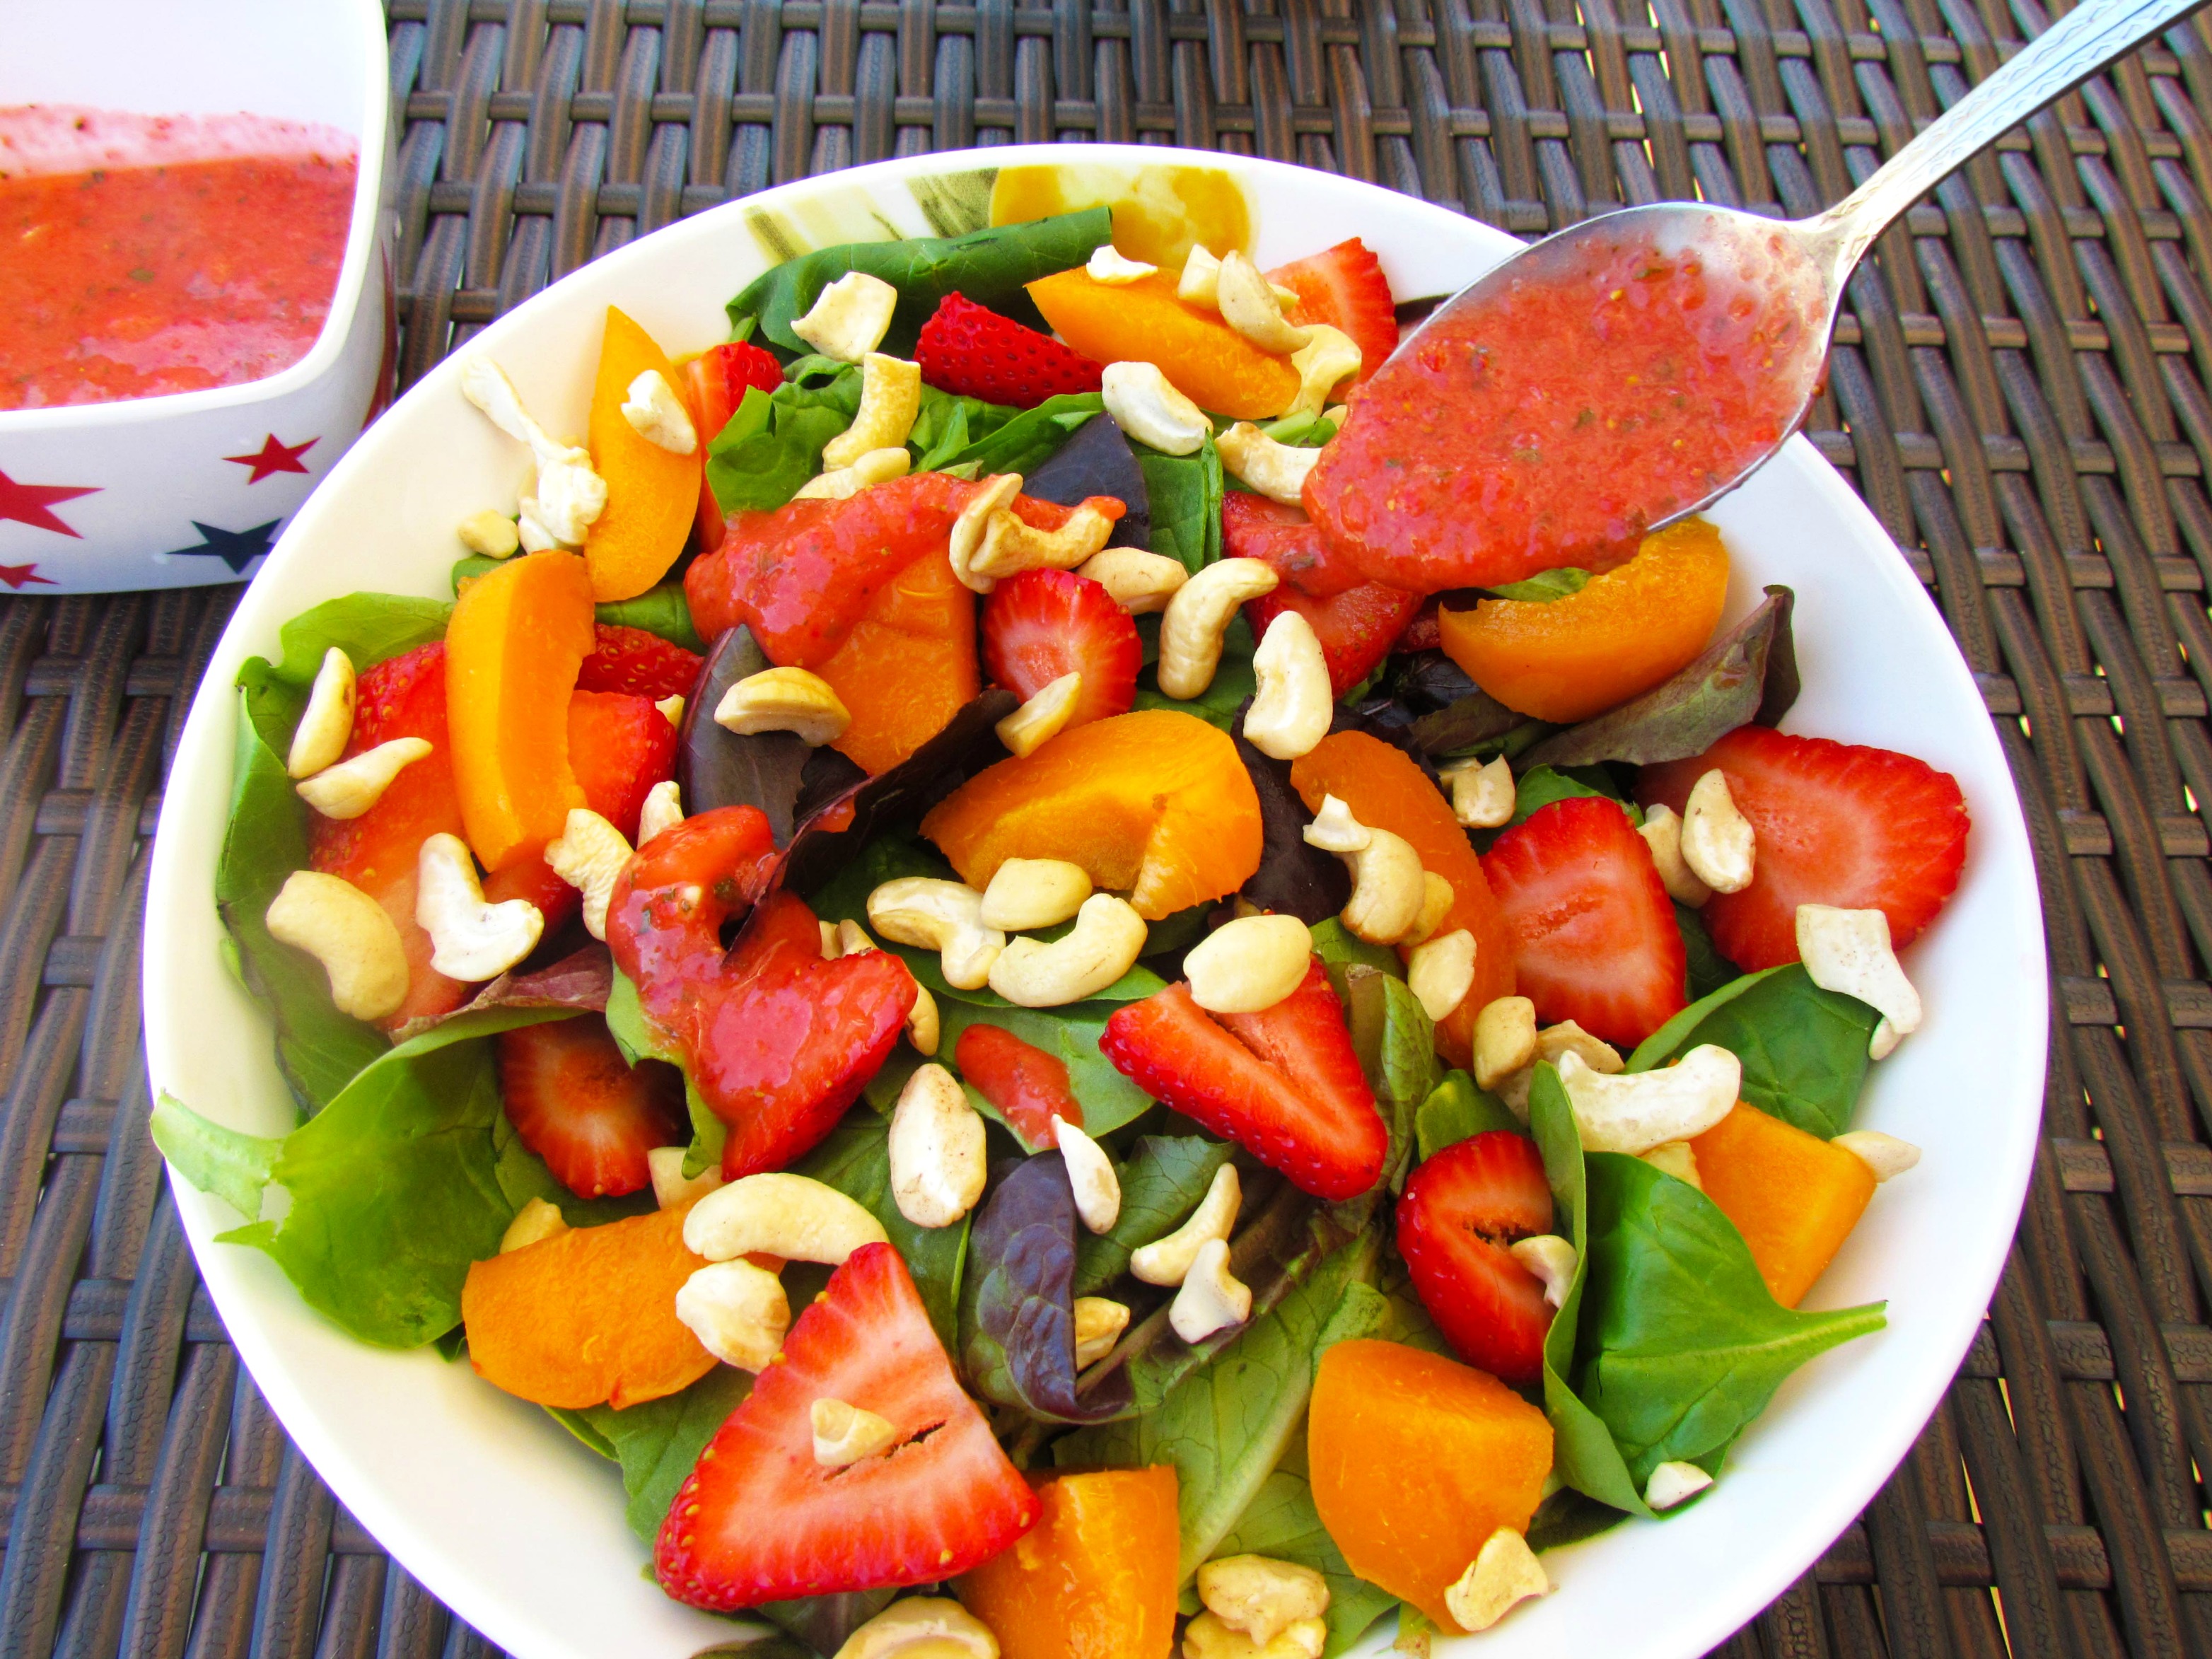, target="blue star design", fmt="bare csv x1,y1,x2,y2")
163,518,282,574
